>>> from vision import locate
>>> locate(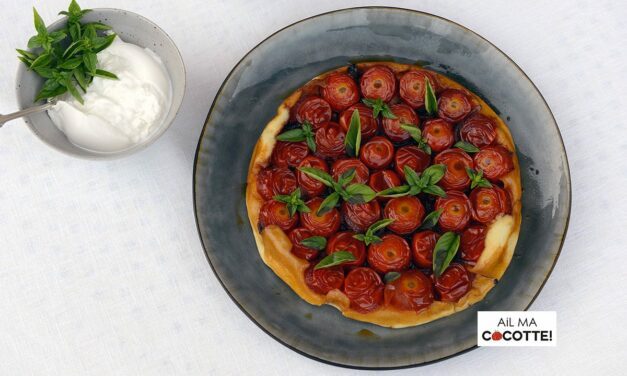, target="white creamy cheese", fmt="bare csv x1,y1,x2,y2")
48,37,172,152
